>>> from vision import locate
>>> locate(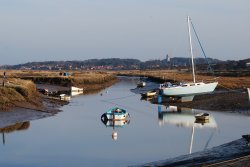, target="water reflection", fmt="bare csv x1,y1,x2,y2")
140,96,153,102
158,106,217,154
158,106,217,128
101,118,130,141
71,90,83,96
0,122,30,145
